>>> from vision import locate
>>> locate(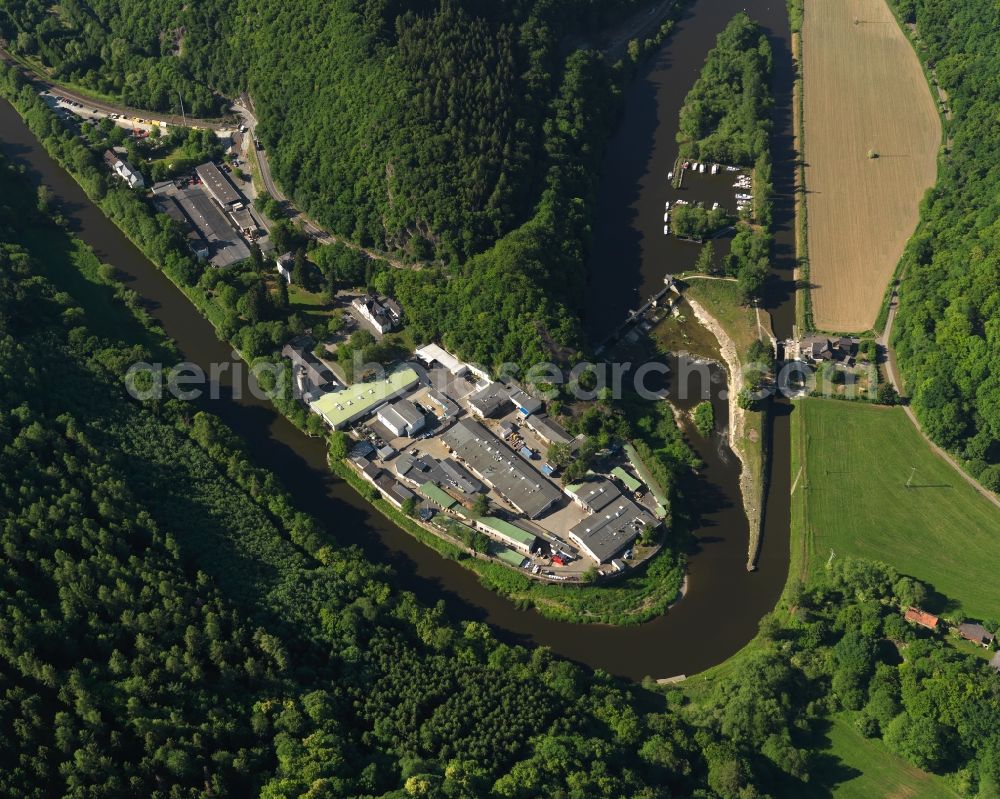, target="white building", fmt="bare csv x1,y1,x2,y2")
416,343,470,376
275,252,294,284
376,399,426,438
352,295,402,334
104,150,145,189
